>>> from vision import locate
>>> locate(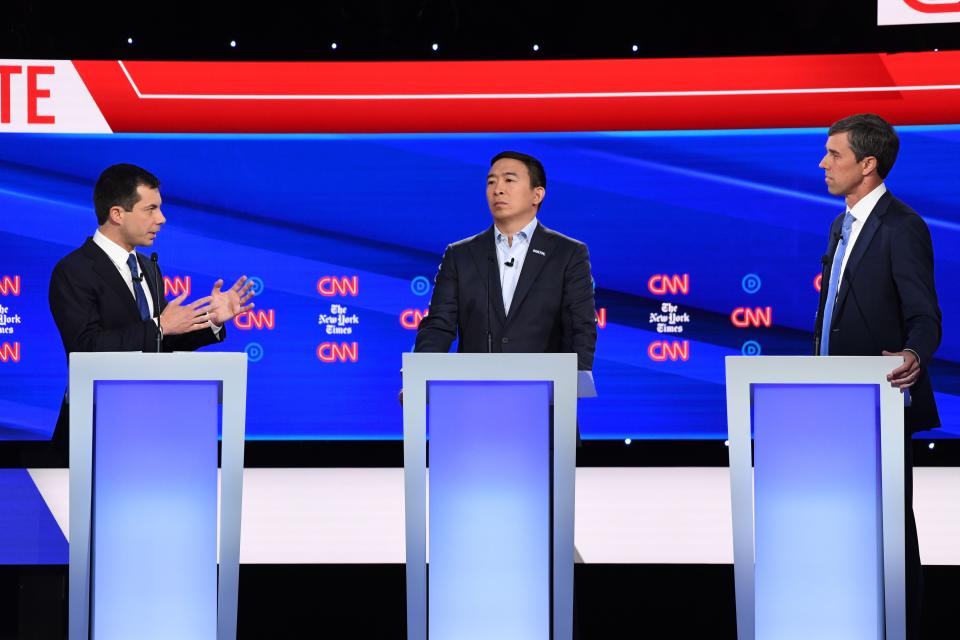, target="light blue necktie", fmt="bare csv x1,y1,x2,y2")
126,253,151,321
819,212,855,356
